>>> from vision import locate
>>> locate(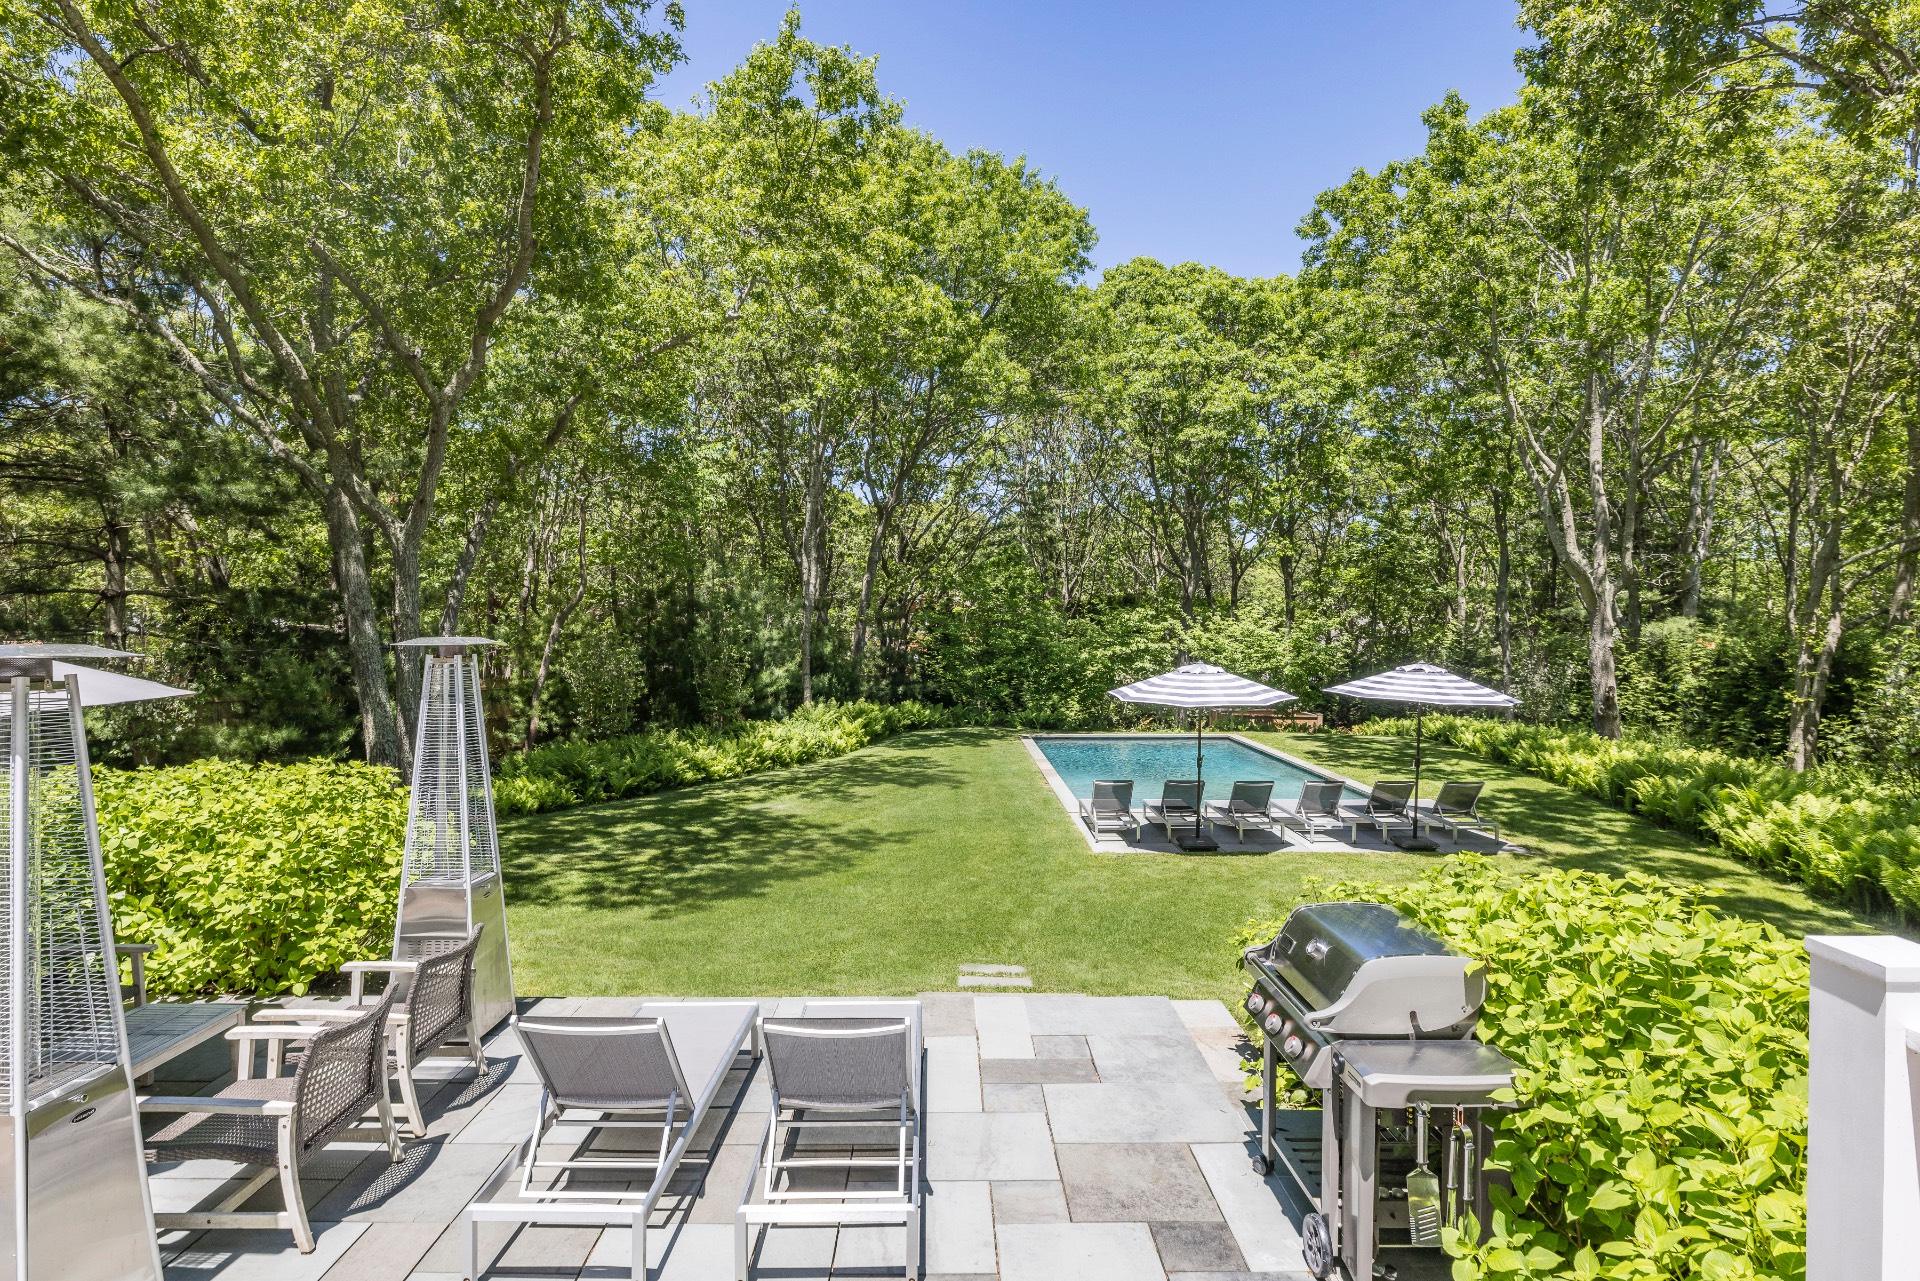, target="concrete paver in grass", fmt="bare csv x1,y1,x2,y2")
142,993,1308,1280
